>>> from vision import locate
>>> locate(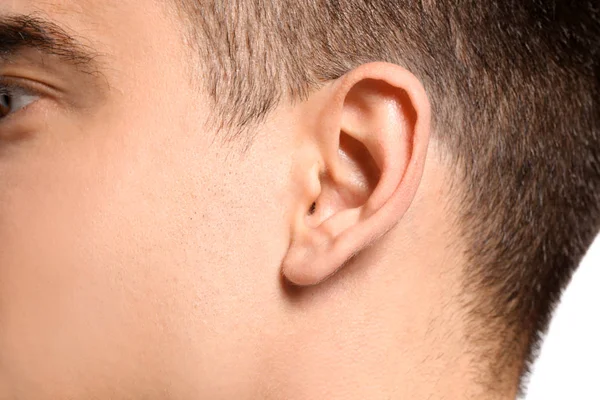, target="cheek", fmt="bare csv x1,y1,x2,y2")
0,116,214,395
0,120,183,398
0,111,288,396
